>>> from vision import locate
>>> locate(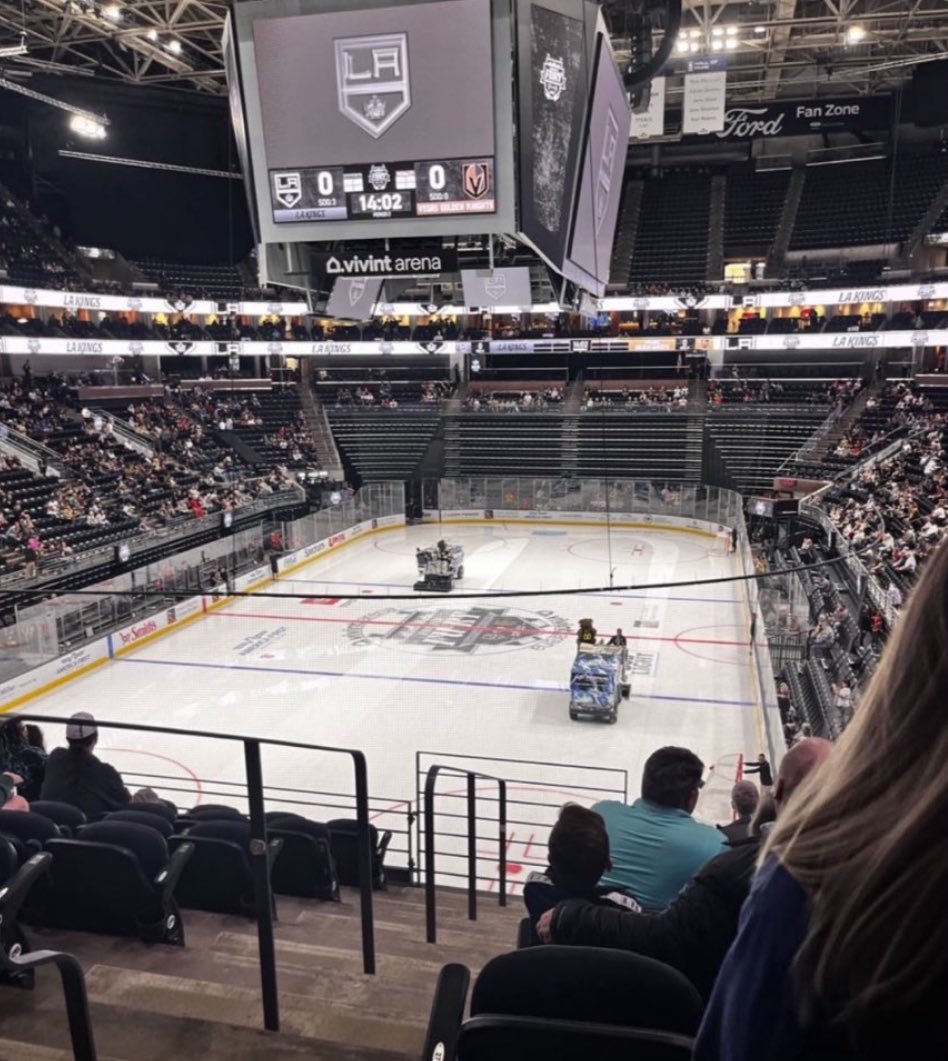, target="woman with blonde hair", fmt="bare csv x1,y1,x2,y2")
696,538,948,1060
